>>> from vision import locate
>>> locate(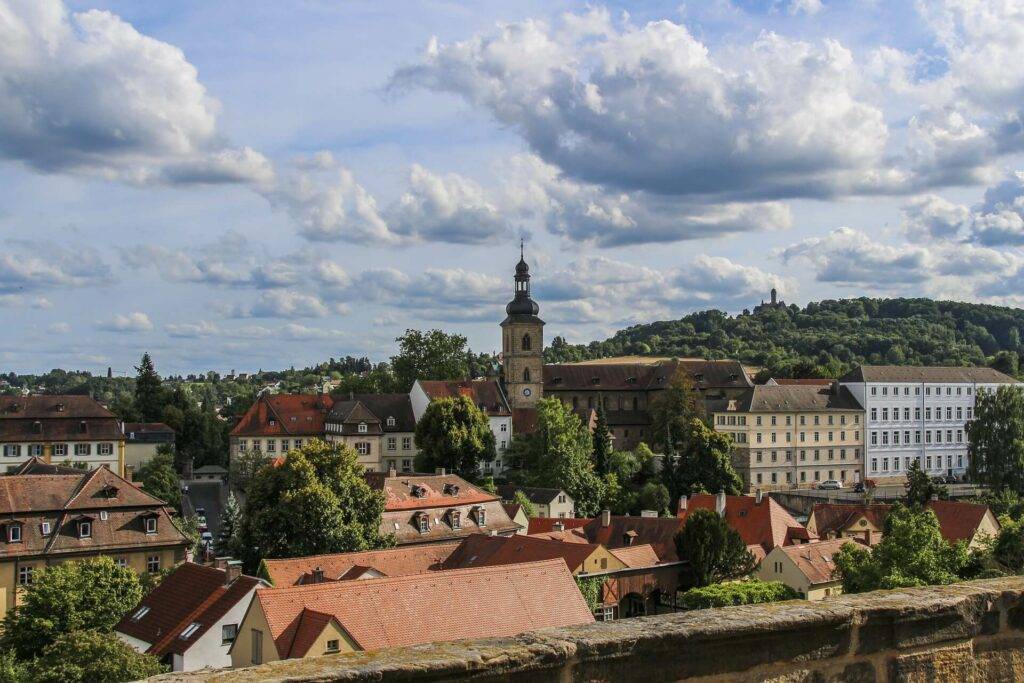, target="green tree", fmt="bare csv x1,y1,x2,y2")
390,329,468,391
668,419,743,500
133,352,166,422
515,398,605,517
637,482,670,516
1,557,142,659
137,445,181,509
216,490,242,557
230,446,268,495
833,504,971,593
513,490,537,518
25,630,165,683
678,580,797,610
967,386,1024,494
650,367,702,452
992,516,1024,572
904,460,947,507
675,508,756,587
592,407,613,476
237,440,392,572
414,396,496,479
